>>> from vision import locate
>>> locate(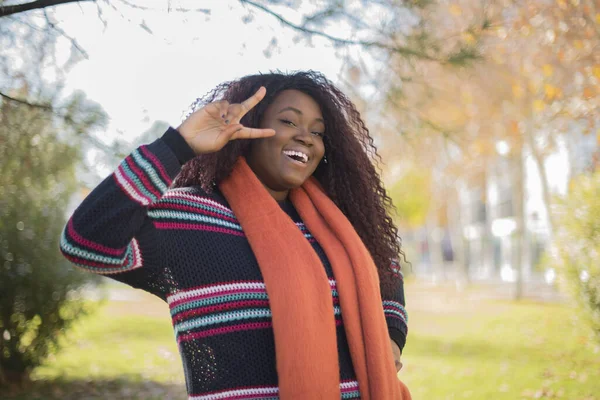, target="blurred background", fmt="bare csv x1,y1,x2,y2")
1,0,599,399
